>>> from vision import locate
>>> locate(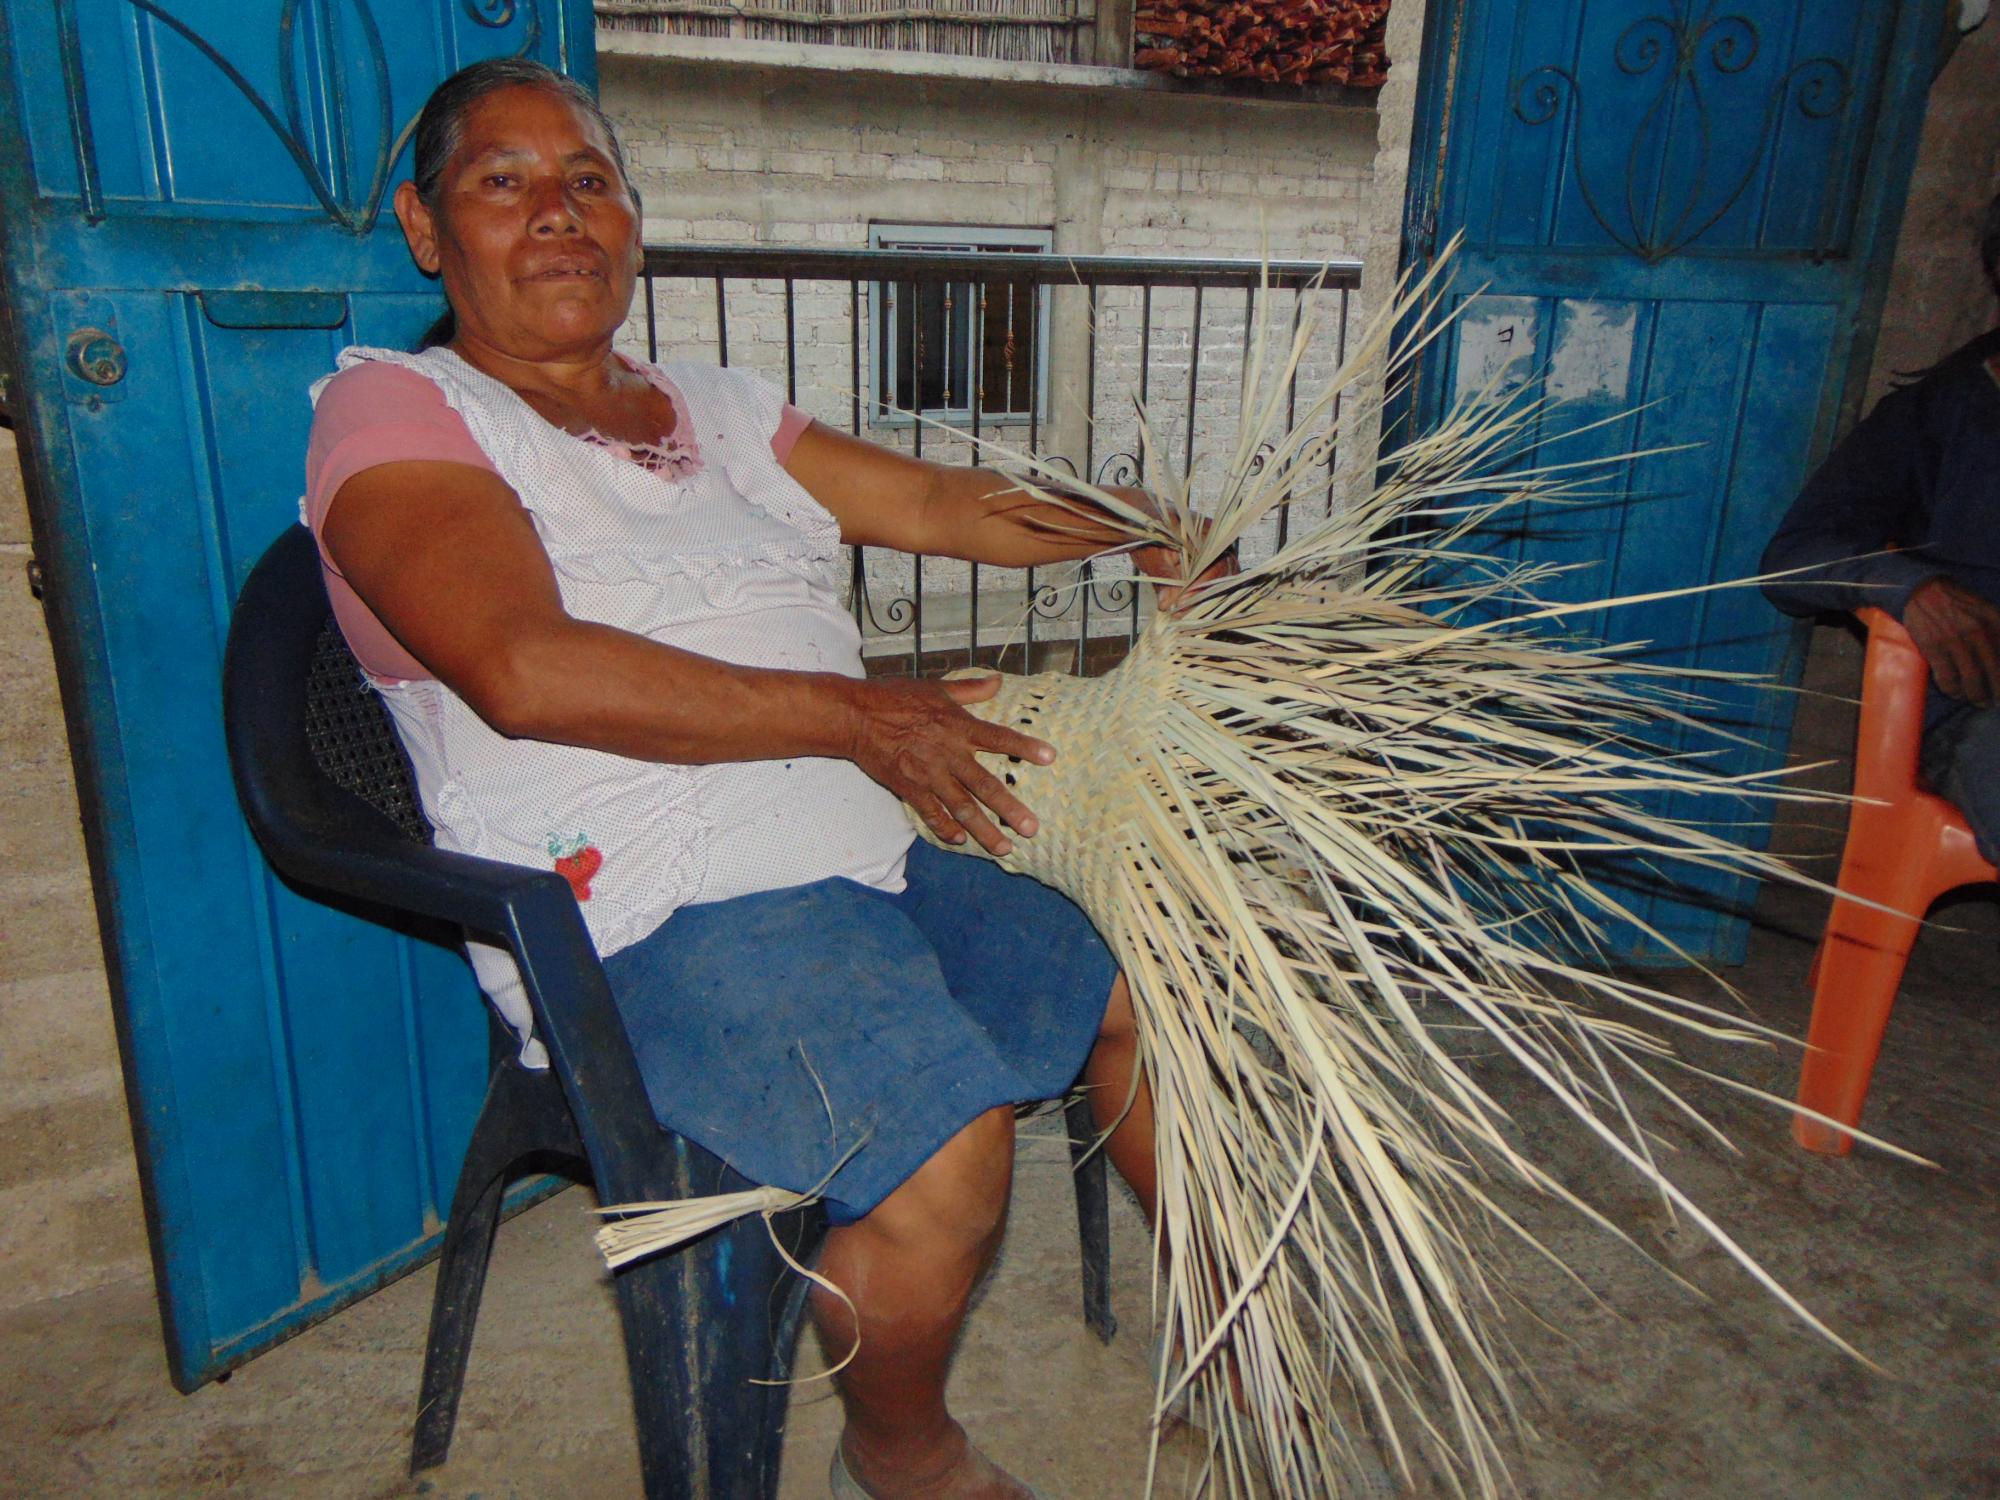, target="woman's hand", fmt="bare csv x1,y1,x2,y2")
1133,533,1238,613
842,674,1053,856
1903,576,2000,706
